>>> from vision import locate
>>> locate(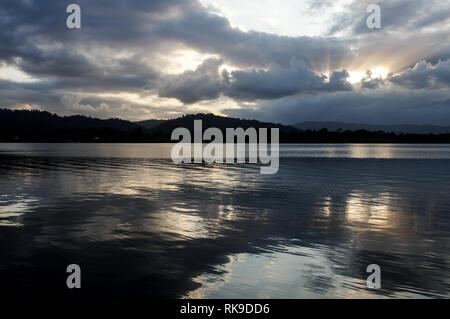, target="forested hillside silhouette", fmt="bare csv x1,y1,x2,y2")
1,109,449,143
